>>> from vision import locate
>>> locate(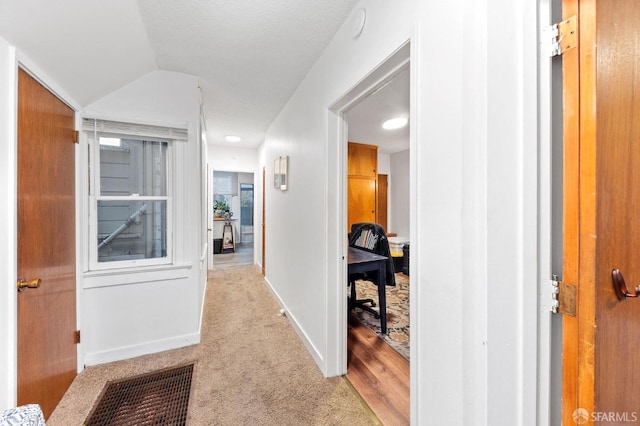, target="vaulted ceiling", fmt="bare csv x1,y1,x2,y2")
0,0,408,153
